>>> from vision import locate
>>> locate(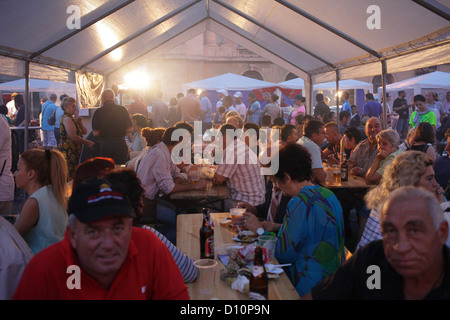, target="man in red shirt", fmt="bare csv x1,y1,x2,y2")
127,94,149,119
13,178,189,300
